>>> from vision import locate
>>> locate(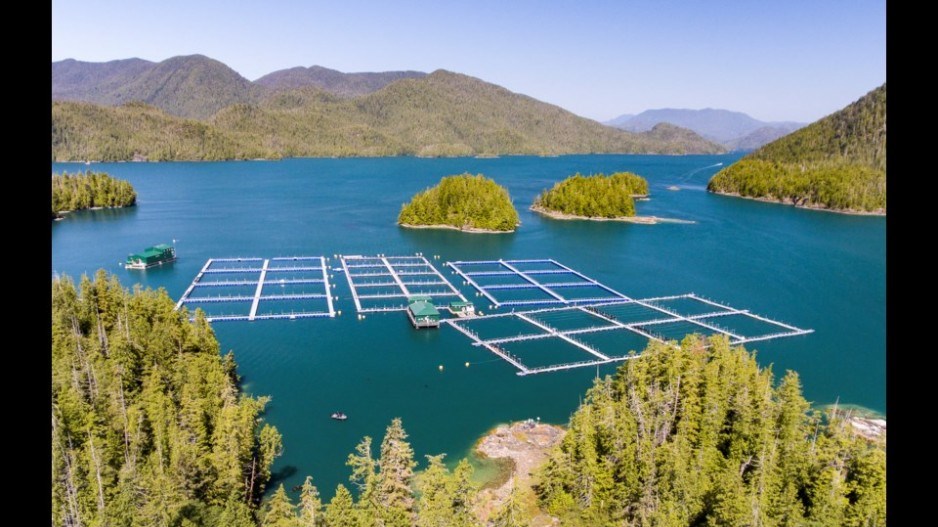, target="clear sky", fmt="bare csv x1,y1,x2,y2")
52,0,885,123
